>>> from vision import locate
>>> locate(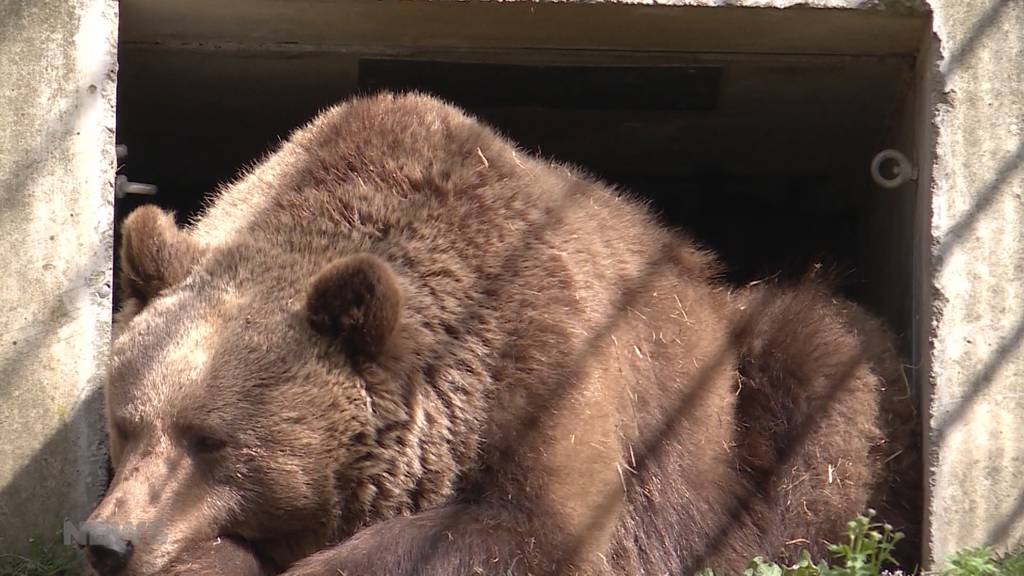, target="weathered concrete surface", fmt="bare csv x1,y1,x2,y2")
924,0,1024,564
0,0,117,553
119,0,929,56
